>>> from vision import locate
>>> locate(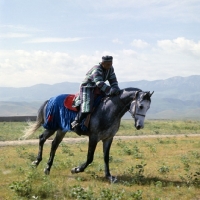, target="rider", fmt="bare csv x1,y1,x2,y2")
71,55,120,129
